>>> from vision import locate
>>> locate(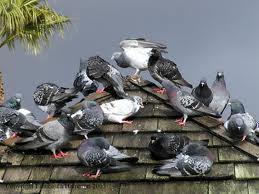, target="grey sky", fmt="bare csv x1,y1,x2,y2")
1,0,259,119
